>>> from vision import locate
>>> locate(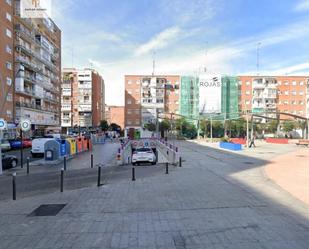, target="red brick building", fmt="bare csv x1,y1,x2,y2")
105,105,124,129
